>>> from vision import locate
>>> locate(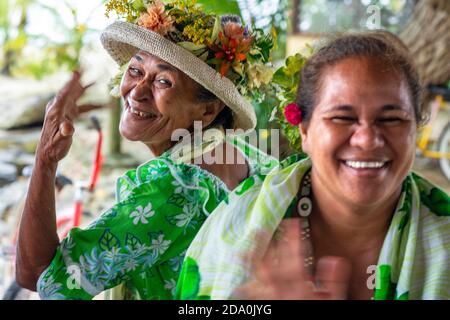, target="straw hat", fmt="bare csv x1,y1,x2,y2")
101,21,257,131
